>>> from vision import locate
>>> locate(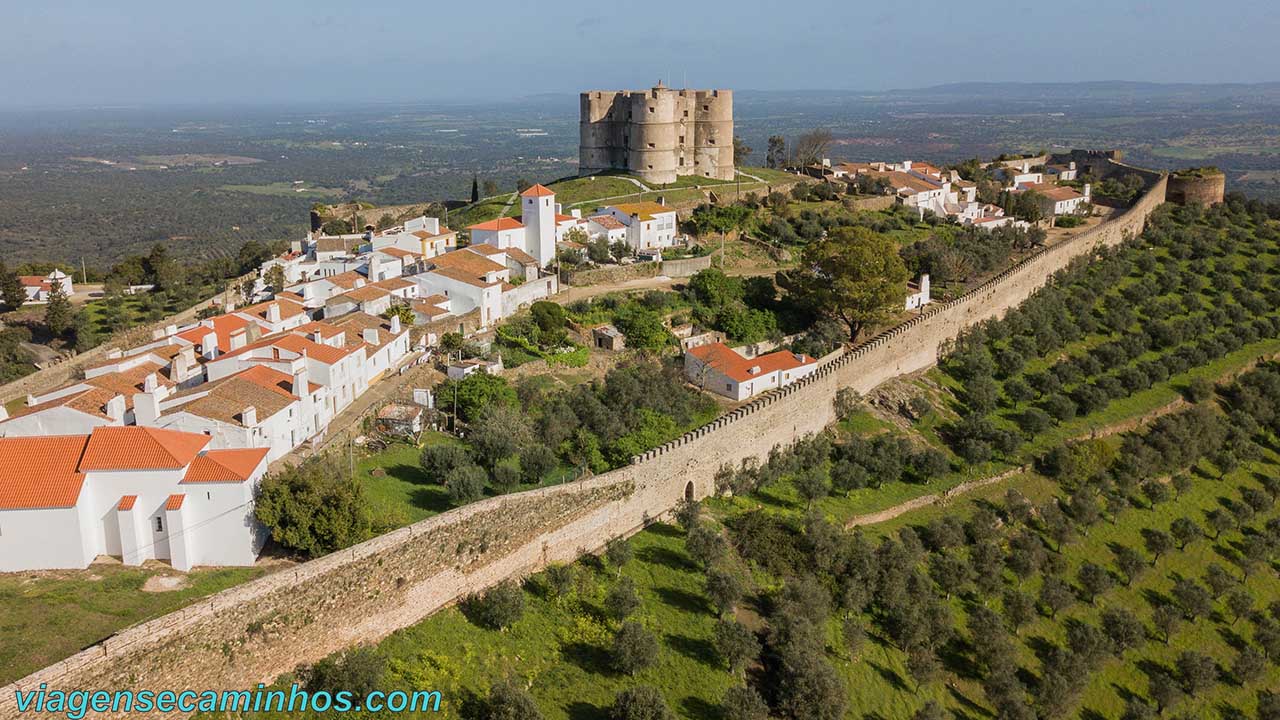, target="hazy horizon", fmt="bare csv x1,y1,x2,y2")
5,0,1279,109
